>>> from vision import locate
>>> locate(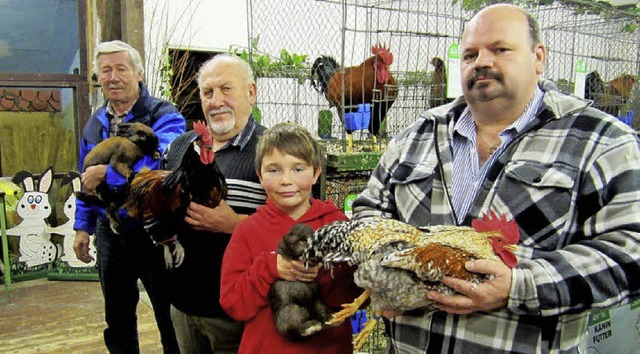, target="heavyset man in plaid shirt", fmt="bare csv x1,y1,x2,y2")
353,4,640,353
